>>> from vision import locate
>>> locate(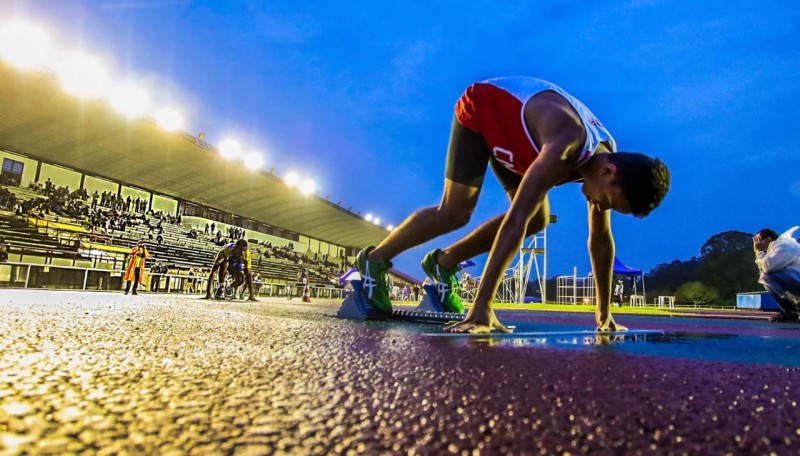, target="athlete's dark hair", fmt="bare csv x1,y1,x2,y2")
234,239,248,249
756,228,779,241
608,152,670,218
